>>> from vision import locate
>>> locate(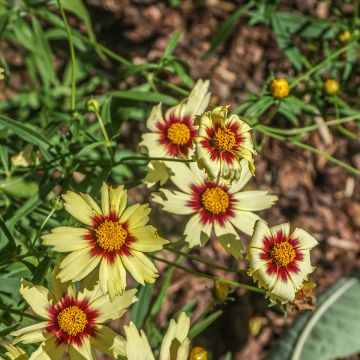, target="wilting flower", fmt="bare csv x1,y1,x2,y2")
124,312,190,360
42,183,168,300
139,79,210,186
10,271,137,360
270,77,289,99
247,221,318,303
194,105,256,182
2,344,28,360
153,160,277,248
